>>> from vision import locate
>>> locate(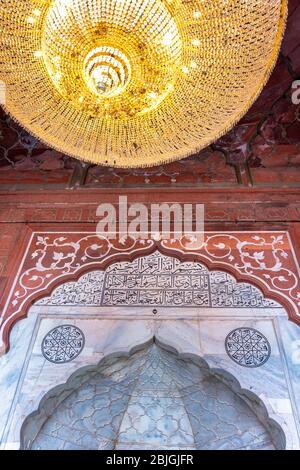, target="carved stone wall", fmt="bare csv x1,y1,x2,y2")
24,342,279,450
0,251,300,449
2,230,300,355
37,252,280,309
